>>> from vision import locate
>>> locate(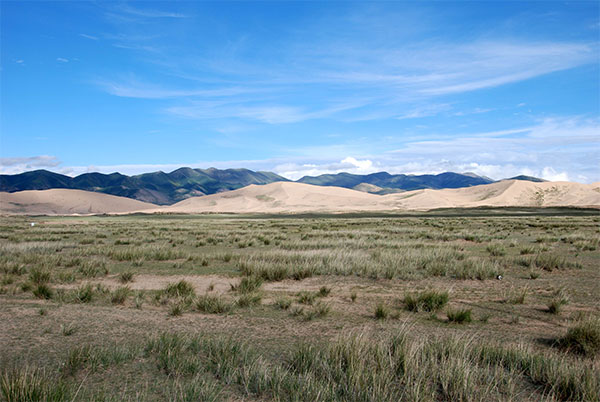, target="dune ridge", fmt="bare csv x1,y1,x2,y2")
1,180,599,215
